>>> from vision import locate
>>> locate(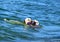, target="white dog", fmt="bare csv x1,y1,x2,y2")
24,18,39,26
